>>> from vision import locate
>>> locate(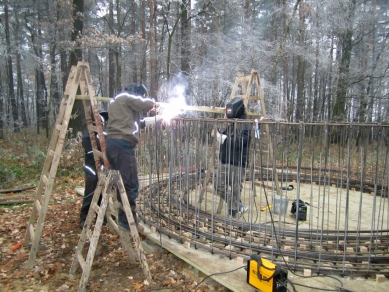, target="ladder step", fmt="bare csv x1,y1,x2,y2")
89,125,98,132
55,123,62,131
93,150,103,158
42,175,48,186
91,202,100,213
85,229,92,241
77,252,86,271
48,150,54,156
34,200,41,214
28,224,35,242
